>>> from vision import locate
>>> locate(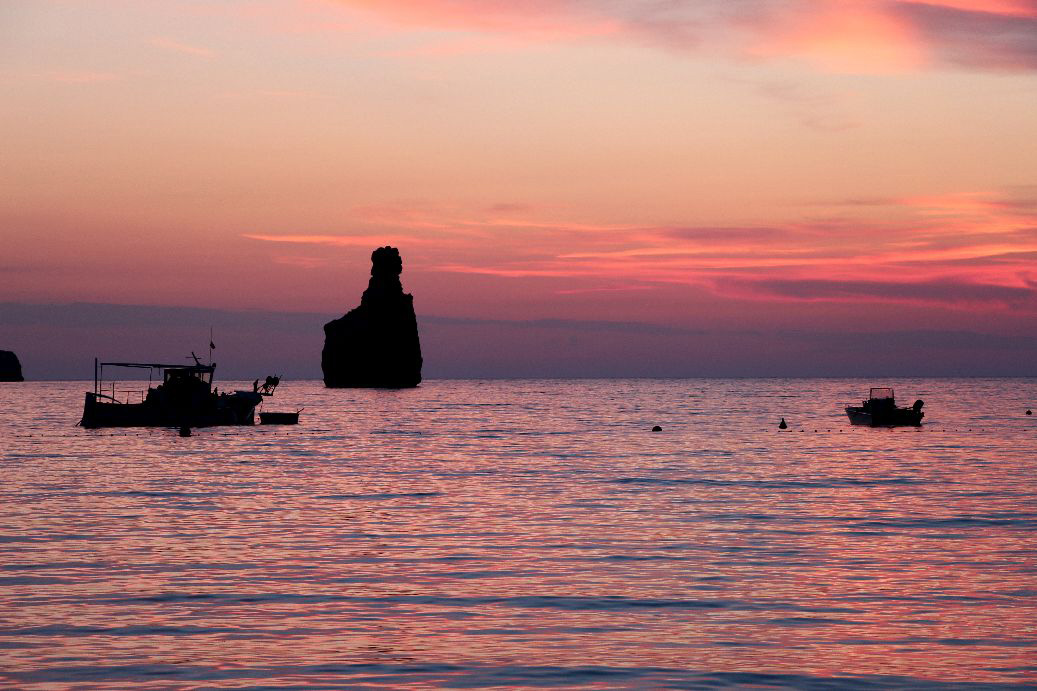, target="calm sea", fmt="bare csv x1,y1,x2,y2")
1,379,1035,689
